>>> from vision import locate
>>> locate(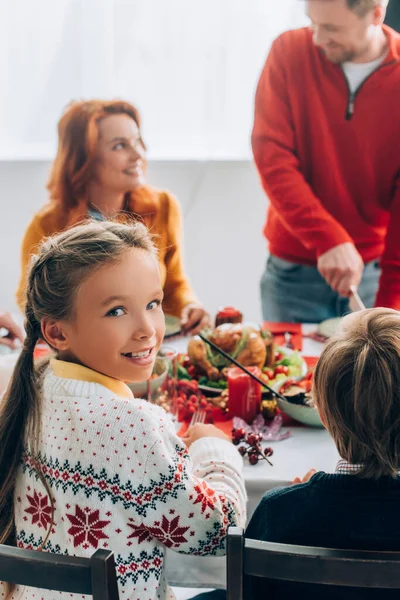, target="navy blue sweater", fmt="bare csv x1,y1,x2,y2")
245,472,400,599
